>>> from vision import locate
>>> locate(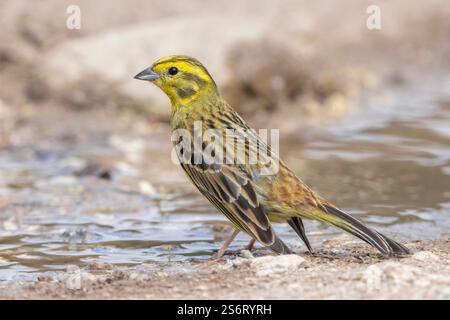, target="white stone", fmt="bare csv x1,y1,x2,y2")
139,180,156,196
240,250,254,259
47,176,77,185
40,14,268,107
412,251,440,262
362,261,426,293
250,254,307,277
